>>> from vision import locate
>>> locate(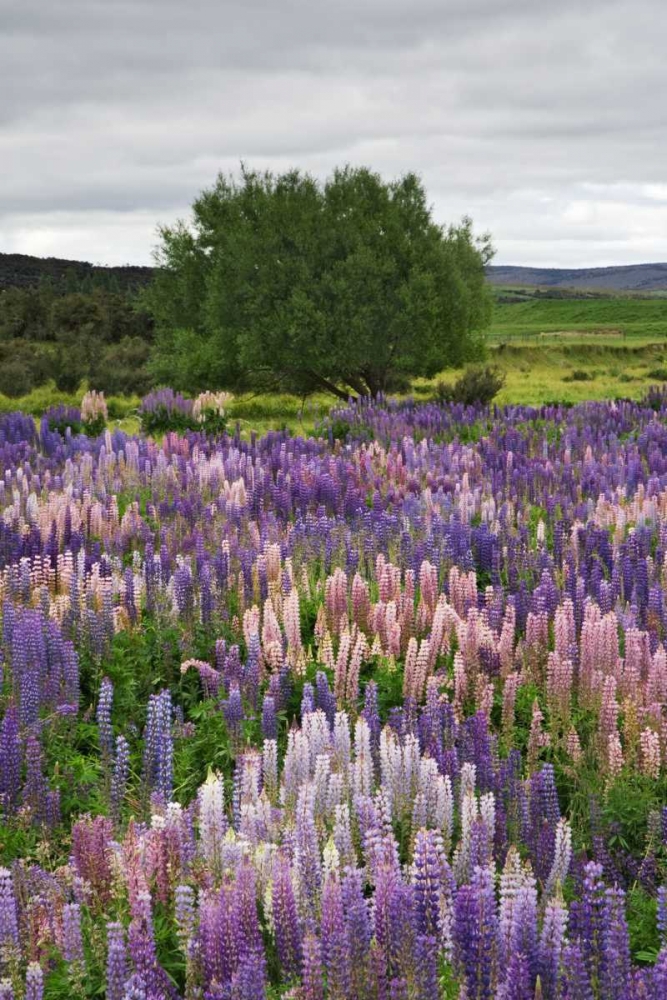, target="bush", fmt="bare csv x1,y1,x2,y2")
436,364,505,406
0,359,36,398
0,343,52,398
90,337,153,396
43,404,82,436
646,367,667,381
562,369,594,383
